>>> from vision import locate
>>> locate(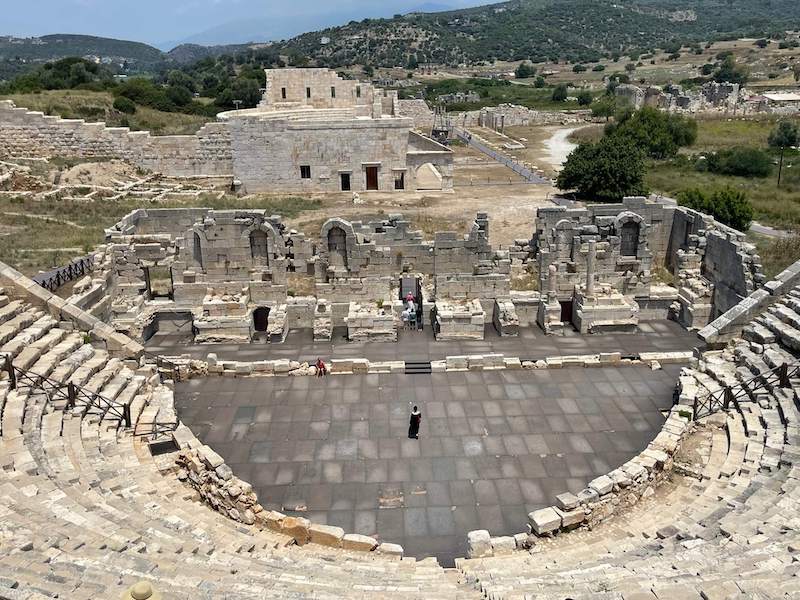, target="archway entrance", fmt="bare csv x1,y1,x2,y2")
327,226,348,268
253,307,270,332
620,221,640,257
